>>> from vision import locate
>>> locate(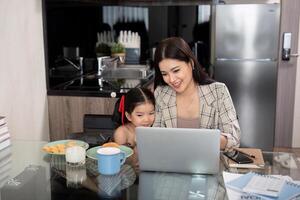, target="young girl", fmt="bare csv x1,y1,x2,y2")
112,87,155,149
